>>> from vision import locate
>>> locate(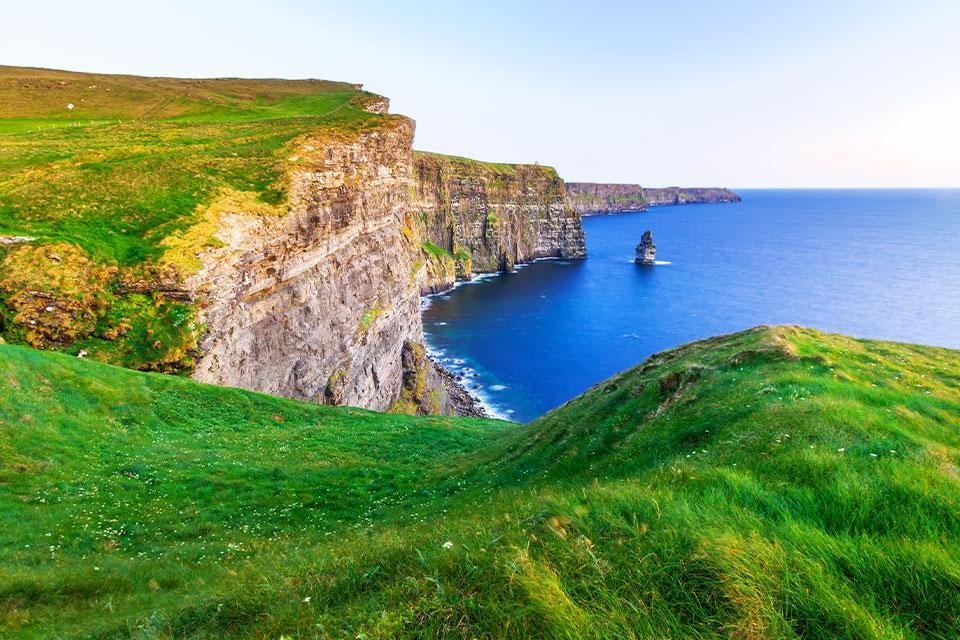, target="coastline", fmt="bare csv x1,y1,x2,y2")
420,259,578,422
429,355,489,418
